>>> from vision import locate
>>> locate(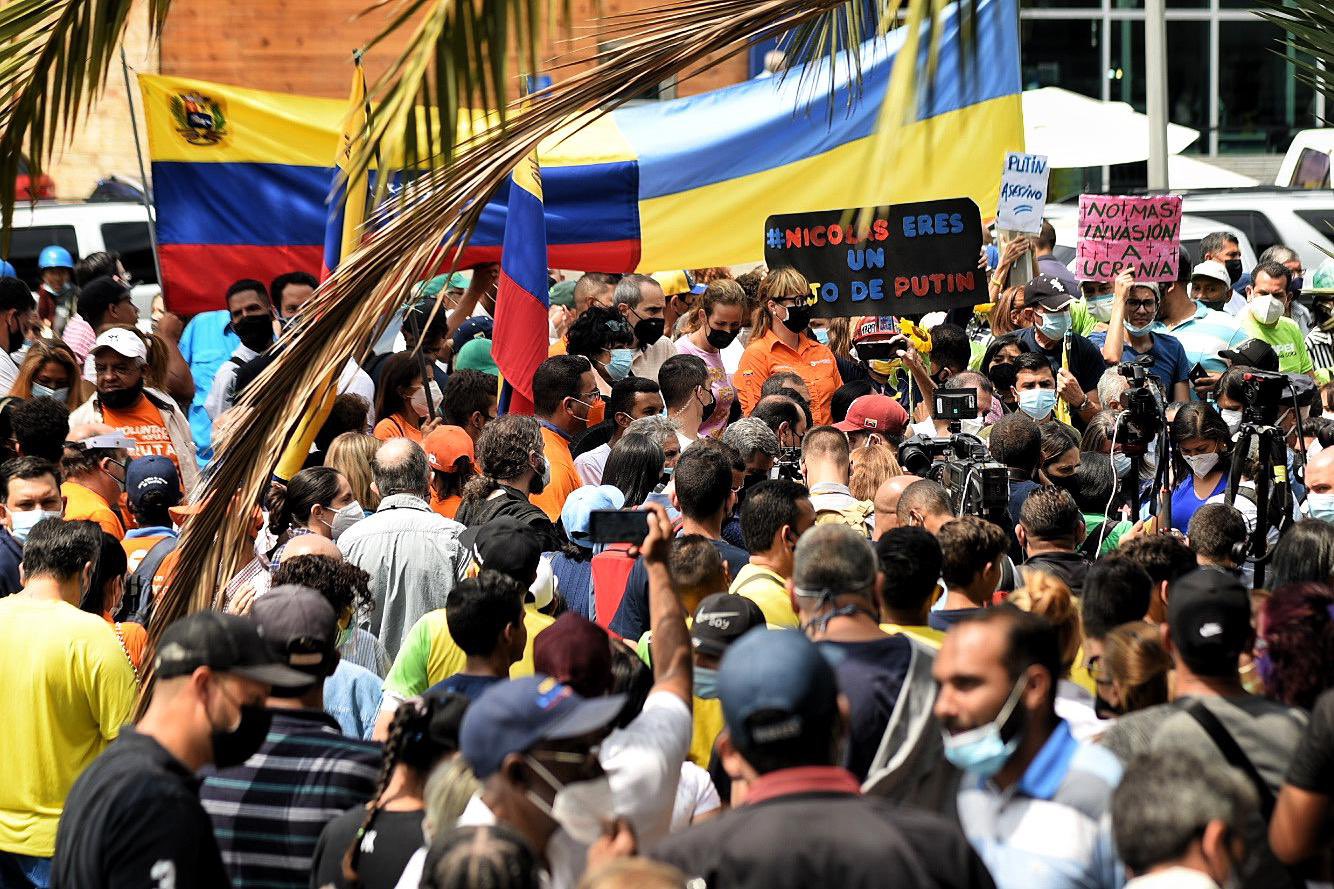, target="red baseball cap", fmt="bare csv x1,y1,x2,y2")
424,425,475,471
851,316,899,342
834,394,908,436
